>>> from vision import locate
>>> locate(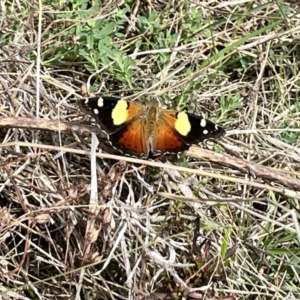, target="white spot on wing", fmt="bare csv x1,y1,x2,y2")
215,124,218,130
97,97,104,107
200,118,207,127
84,98,89,104
93,108,99,114
203,129,208,135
